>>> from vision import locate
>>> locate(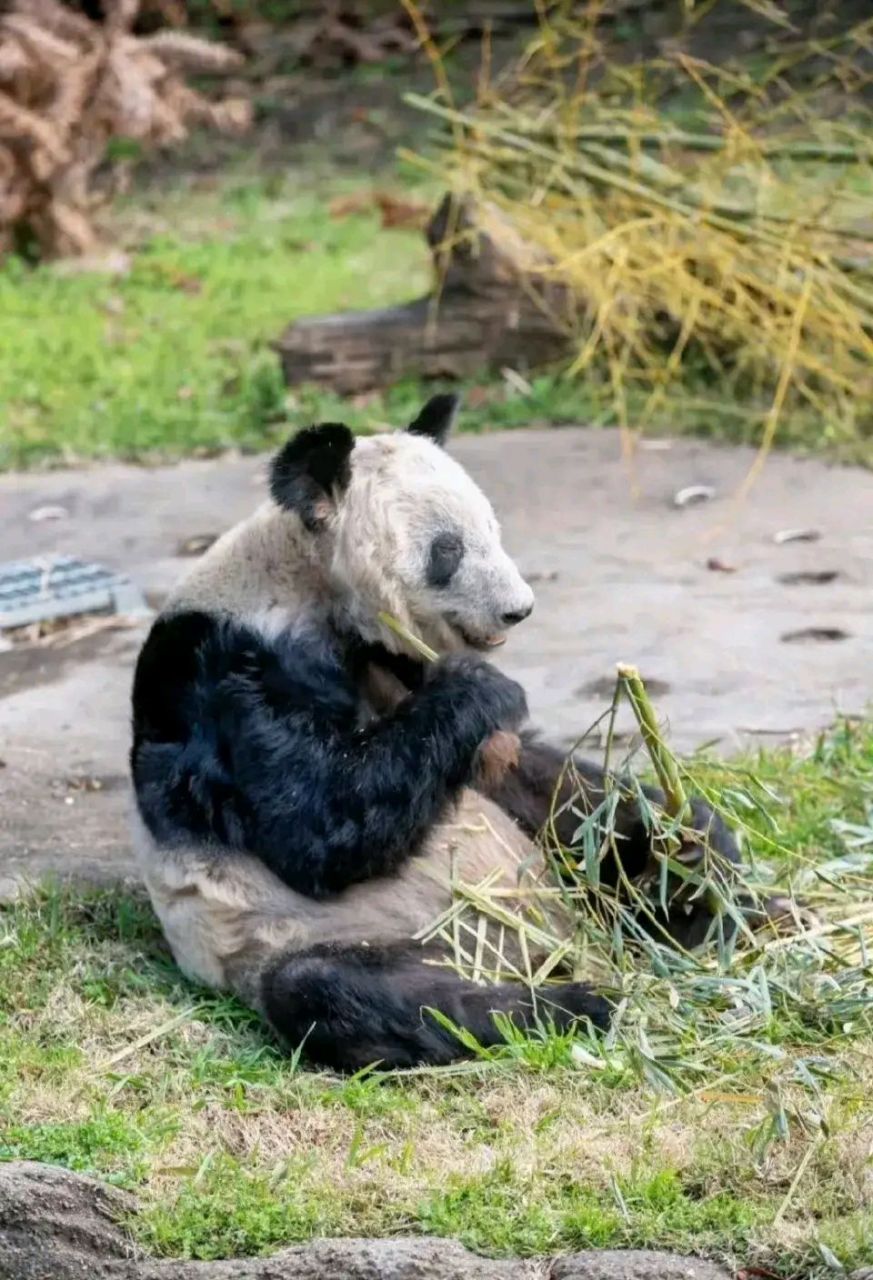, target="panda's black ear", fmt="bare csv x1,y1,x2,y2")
269,423,354,531
407,393,460,447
